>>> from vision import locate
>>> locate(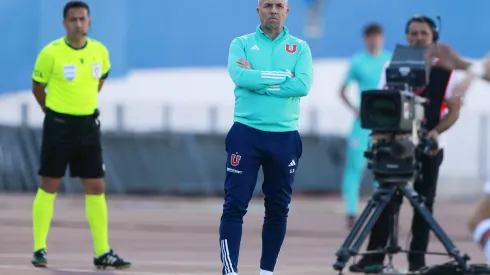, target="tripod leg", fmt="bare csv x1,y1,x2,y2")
333,186,397,272
386,191,403,267
400,185,469,270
